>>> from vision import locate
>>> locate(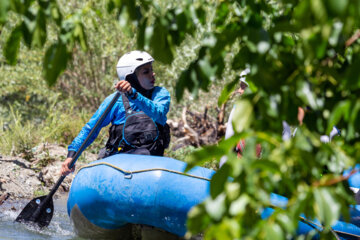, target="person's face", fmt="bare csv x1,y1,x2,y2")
236,82,248,96
136,63,155,90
